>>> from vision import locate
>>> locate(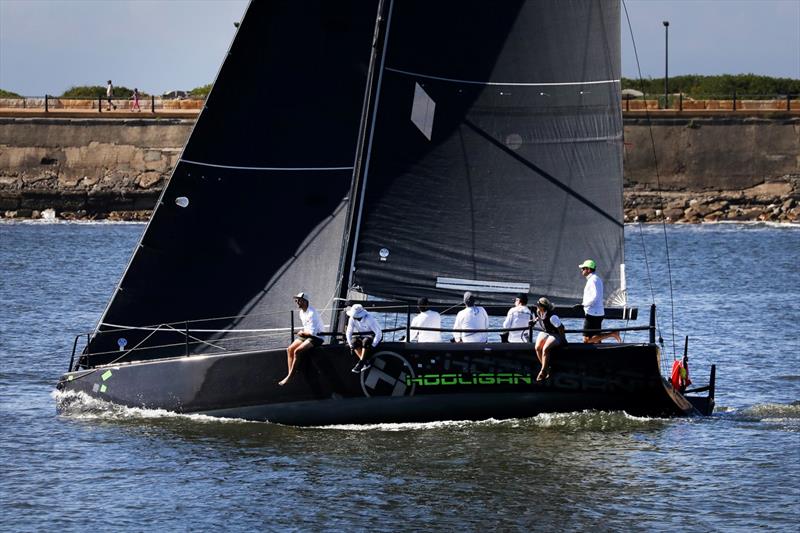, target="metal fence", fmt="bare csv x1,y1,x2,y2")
0,95,204,113
623,92,798,112
0,93,796,113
